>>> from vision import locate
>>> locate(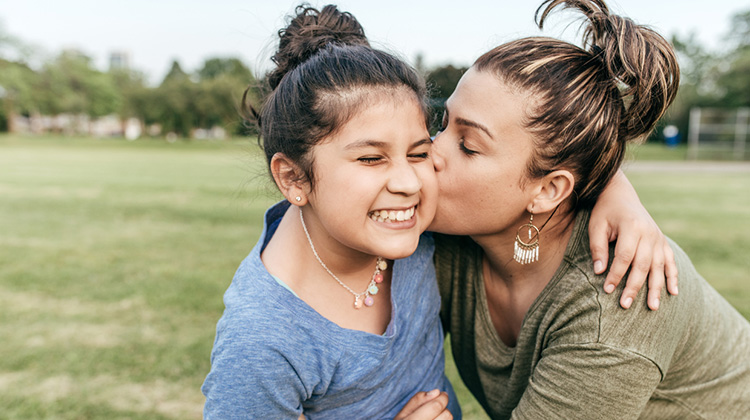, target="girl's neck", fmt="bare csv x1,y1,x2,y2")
261,204,393,334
